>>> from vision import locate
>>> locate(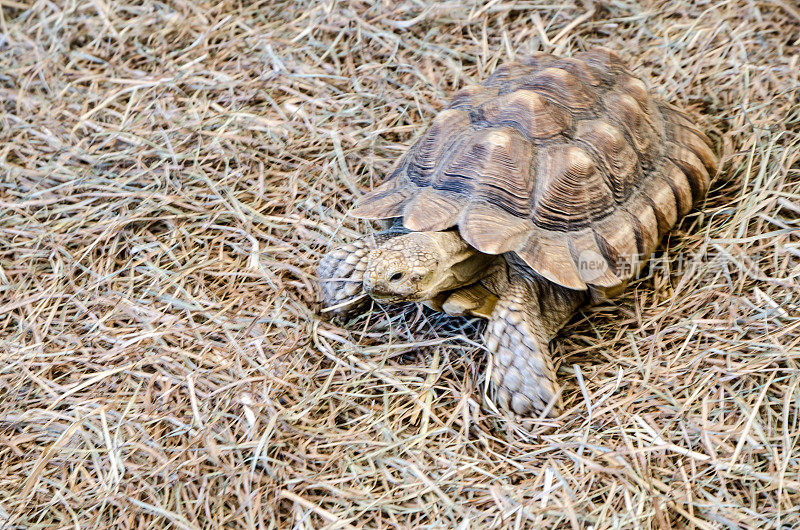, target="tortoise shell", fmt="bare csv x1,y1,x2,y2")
351,49,718,292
